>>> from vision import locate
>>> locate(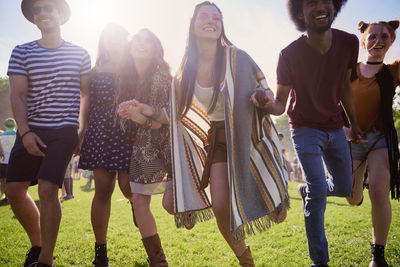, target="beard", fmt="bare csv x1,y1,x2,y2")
305,19,333,33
